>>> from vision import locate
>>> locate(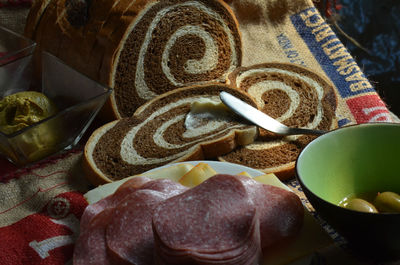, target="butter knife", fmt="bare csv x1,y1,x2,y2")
219,91,325,136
